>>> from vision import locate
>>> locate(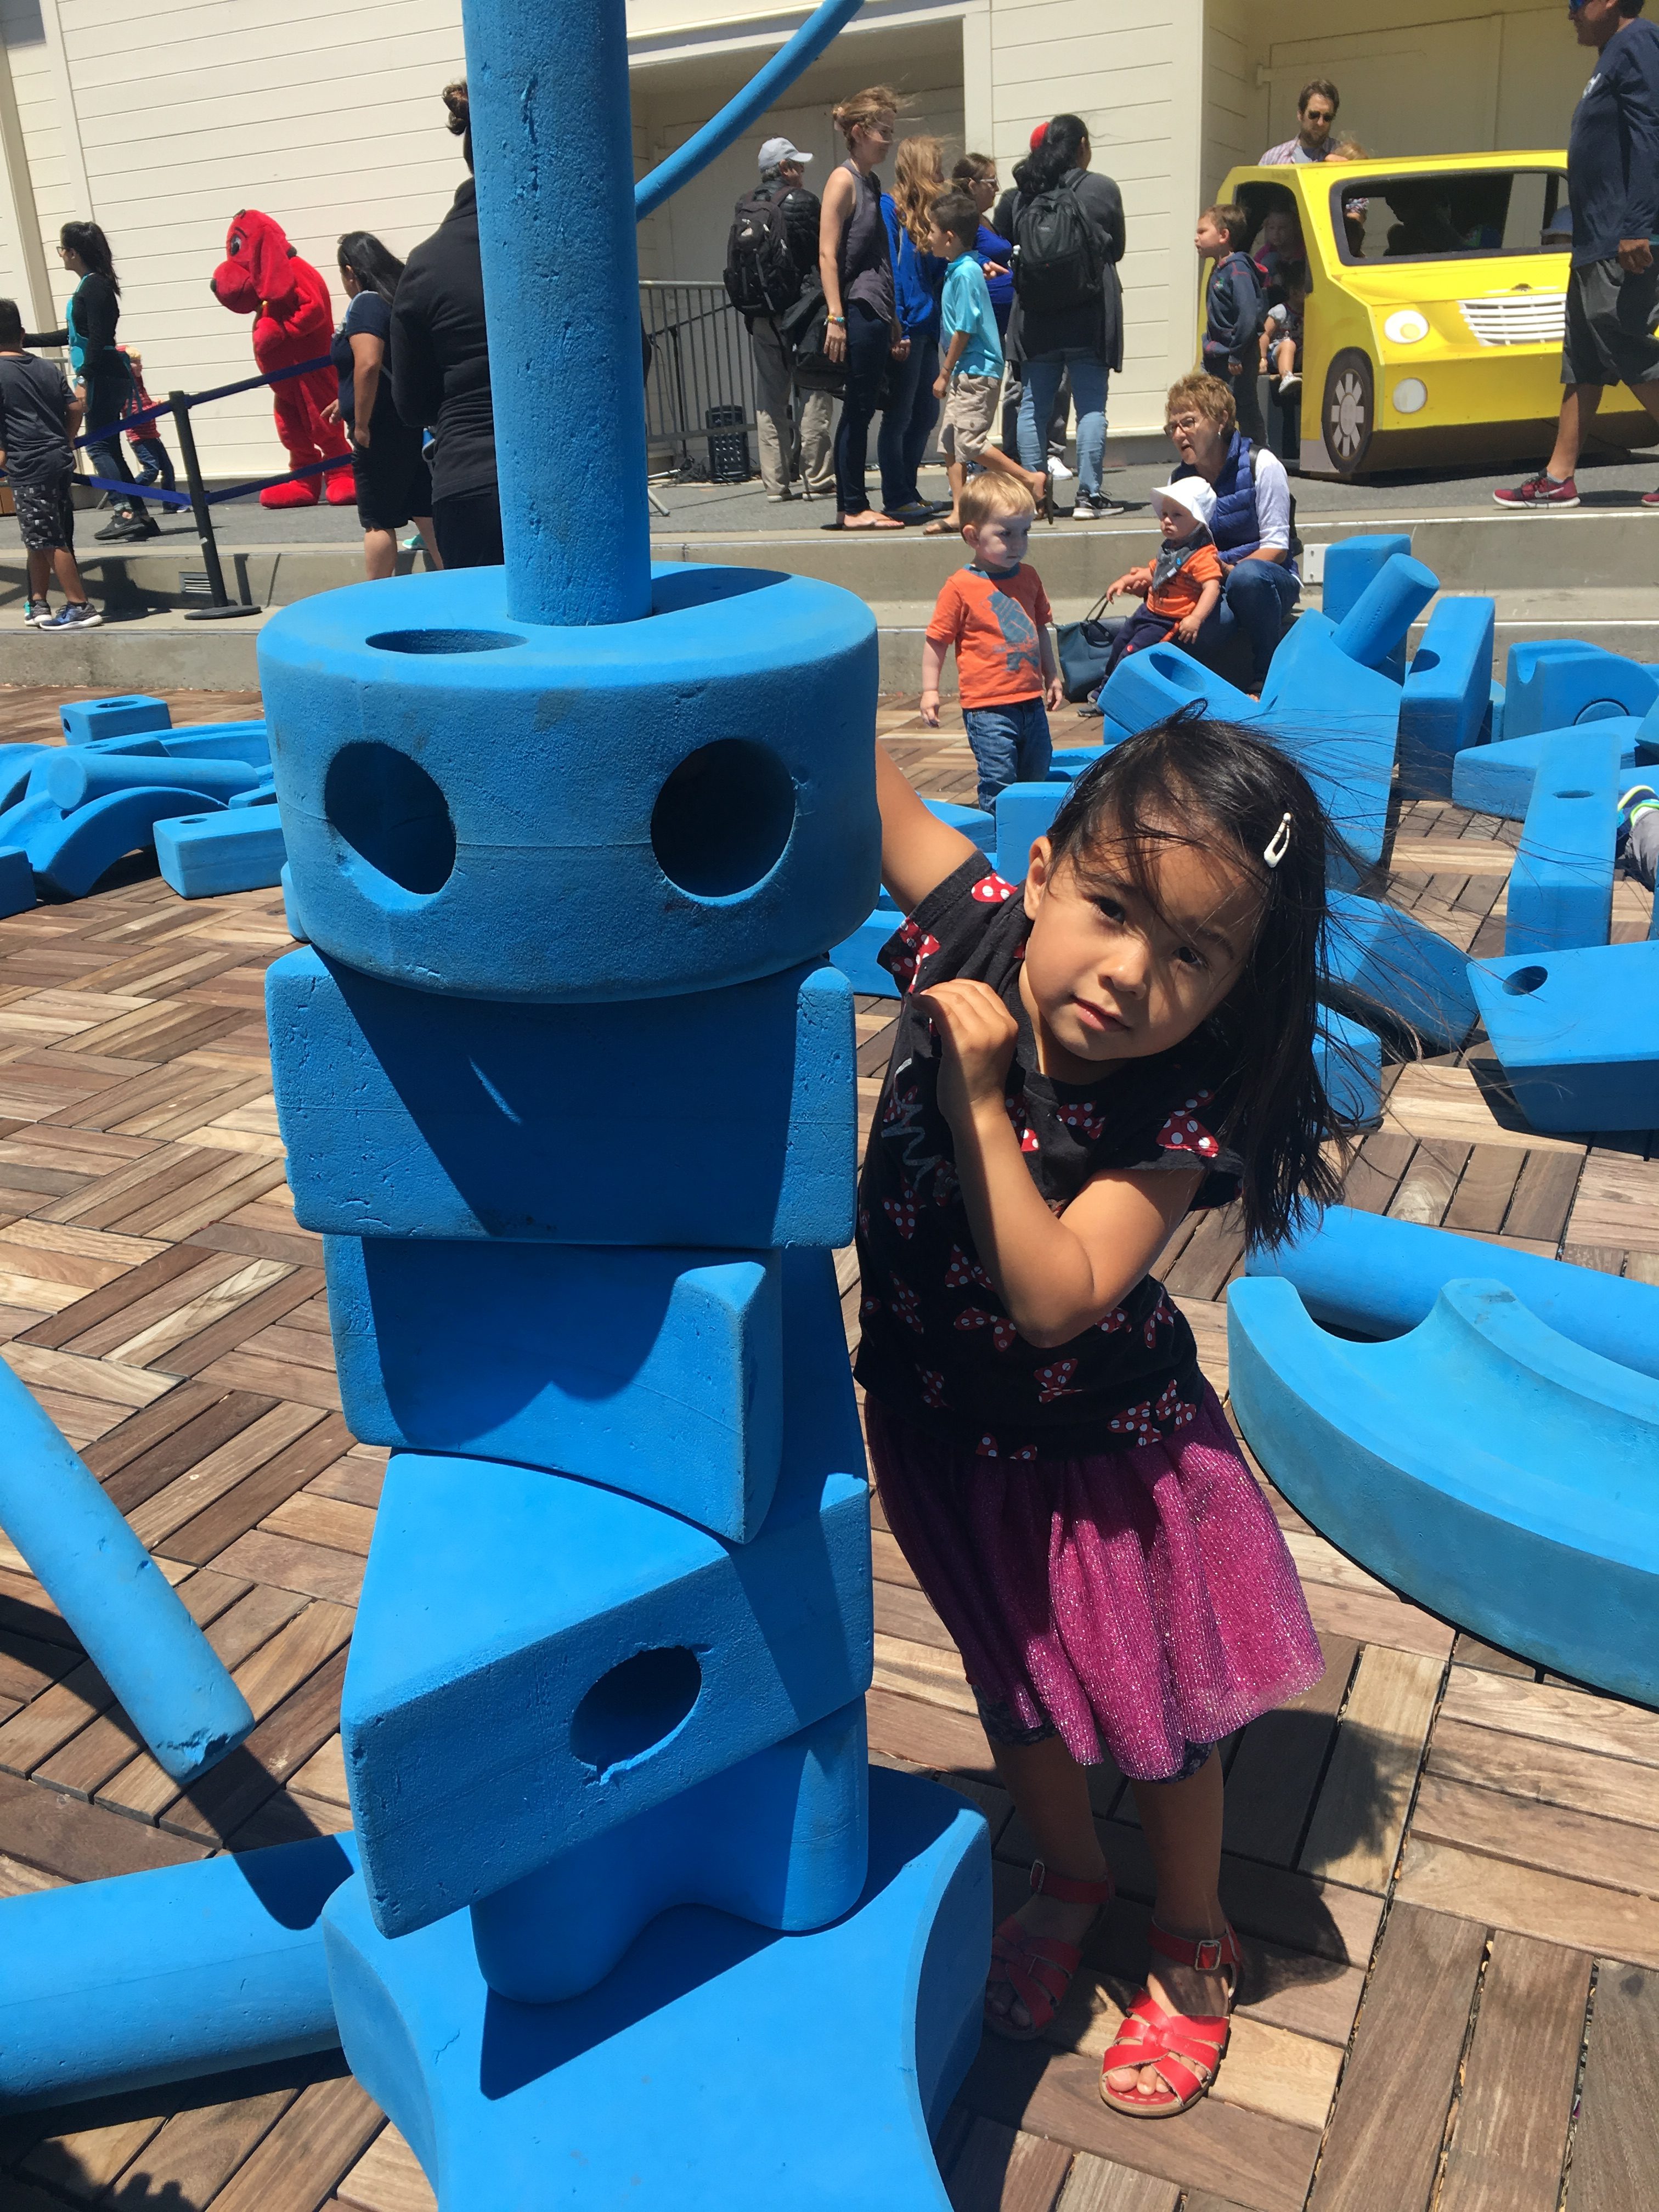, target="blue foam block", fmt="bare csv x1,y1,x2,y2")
1327,551,1438,674
1098,638,1258,741
1451,717,1646,820
0,747,51,814
1050,744,1109,778
45,752,263,809
1400,597,1496,799
1316,1008,1381,1128
155,807,287,898
58,696,170,746
1322,534,1414,657
0,1361,253,1779
1245,1202,1659,1376
268,949,855,1247
0,845,32,919
280,862,307,943
228,784,281,809
1228,1276,1659,1701
326,1239,784,1541
994,780,1063,880
1504,731,1621,955
0,1835,353,2109
830,908,901,996
1322,888,1478,1052
342,1254,871,1937
1504,640,1659,739
1257,613,1401,877
1488,680,1505,745
1470,940,1659,1132
323,1767,988,2212
0,792,61,854
470,1702,868,2001
86,722,273,771
924,797,994,851
259,561,881,1003
28,788,227,899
